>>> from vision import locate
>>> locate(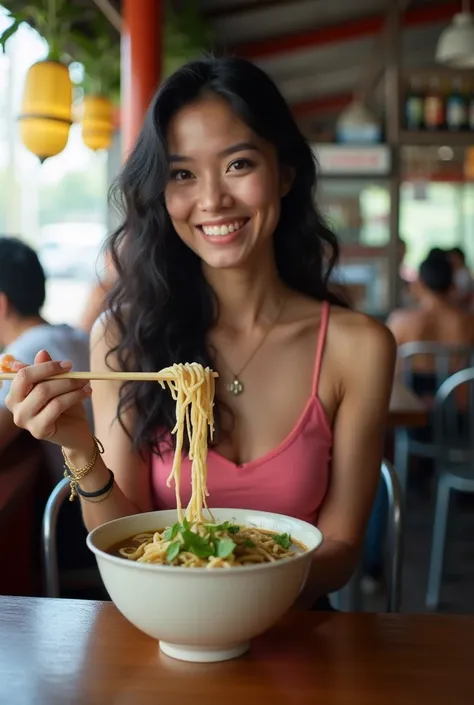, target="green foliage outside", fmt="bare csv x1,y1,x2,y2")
0,165,107,231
